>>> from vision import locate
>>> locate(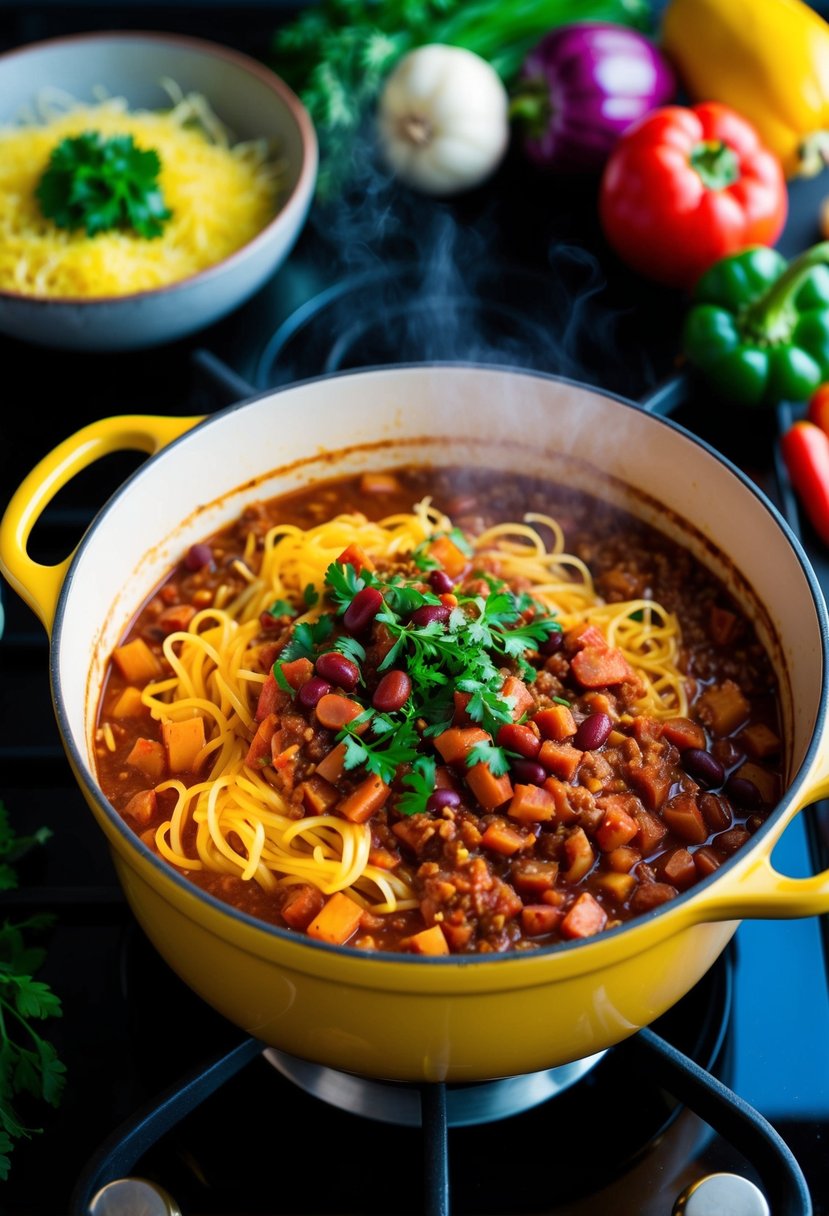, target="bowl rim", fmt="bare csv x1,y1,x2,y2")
50,362,829,969
0,28,318,307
